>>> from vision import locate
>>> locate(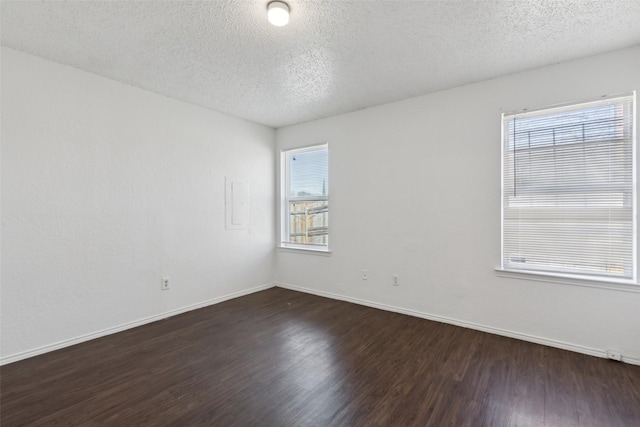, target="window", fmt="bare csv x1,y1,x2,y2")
281,144,329,250
501,93,636,283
